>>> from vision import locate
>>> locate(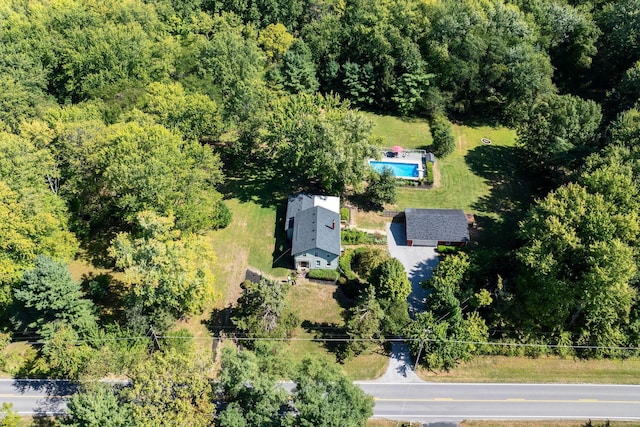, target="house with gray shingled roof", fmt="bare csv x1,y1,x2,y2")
286,194,341,270
285,193,340,240
405,208,470,247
